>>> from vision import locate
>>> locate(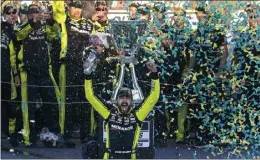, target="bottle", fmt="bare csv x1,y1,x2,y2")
83,49,99,75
